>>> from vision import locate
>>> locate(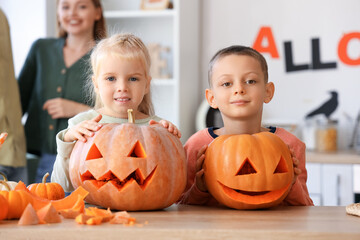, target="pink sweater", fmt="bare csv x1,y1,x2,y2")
178,127,314,206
